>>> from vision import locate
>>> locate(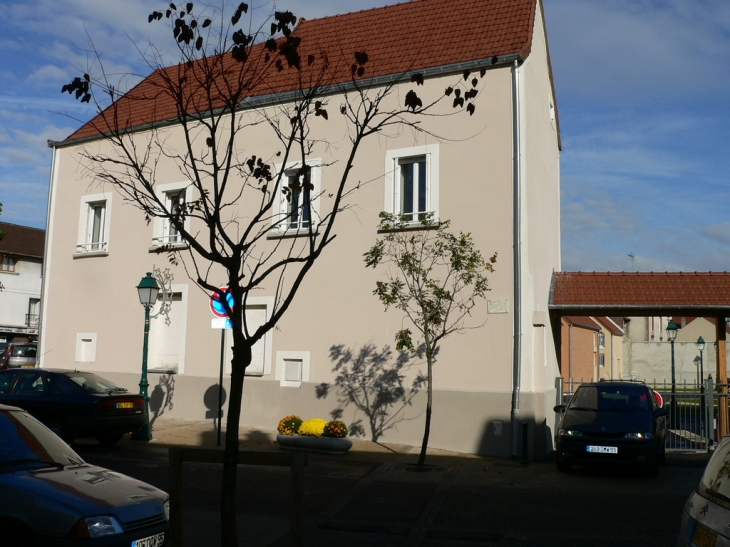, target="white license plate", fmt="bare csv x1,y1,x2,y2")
587,445,618,454
132,532,165,547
